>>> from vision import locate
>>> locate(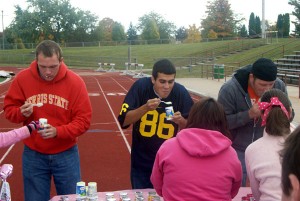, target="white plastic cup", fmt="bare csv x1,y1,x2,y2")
165,106,174,120
87,182,98,198
38,118,47,130
76,181,86,198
